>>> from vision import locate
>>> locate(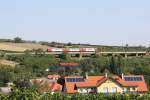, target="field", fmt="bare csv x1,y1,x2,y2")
0,59,18,67
0,42,50,52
